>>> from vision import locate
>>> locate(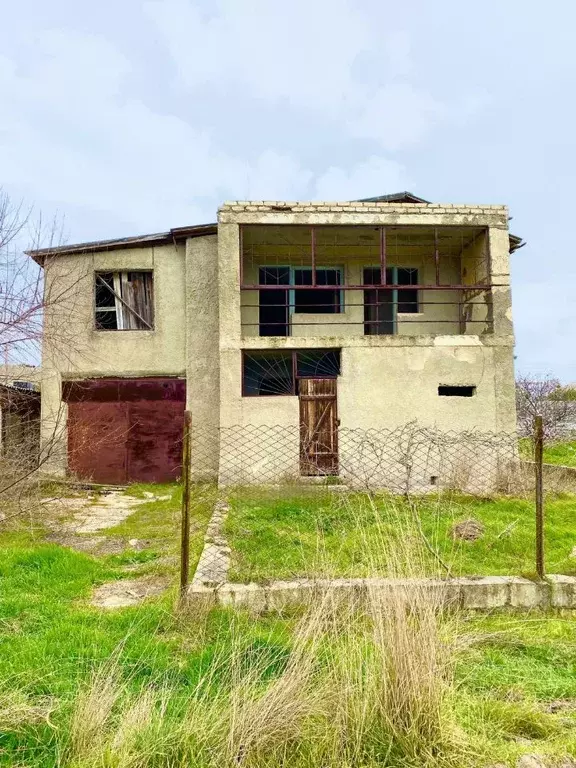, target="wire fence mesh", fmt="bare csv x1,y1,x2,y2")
190,423,526,493
183,422,576,592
